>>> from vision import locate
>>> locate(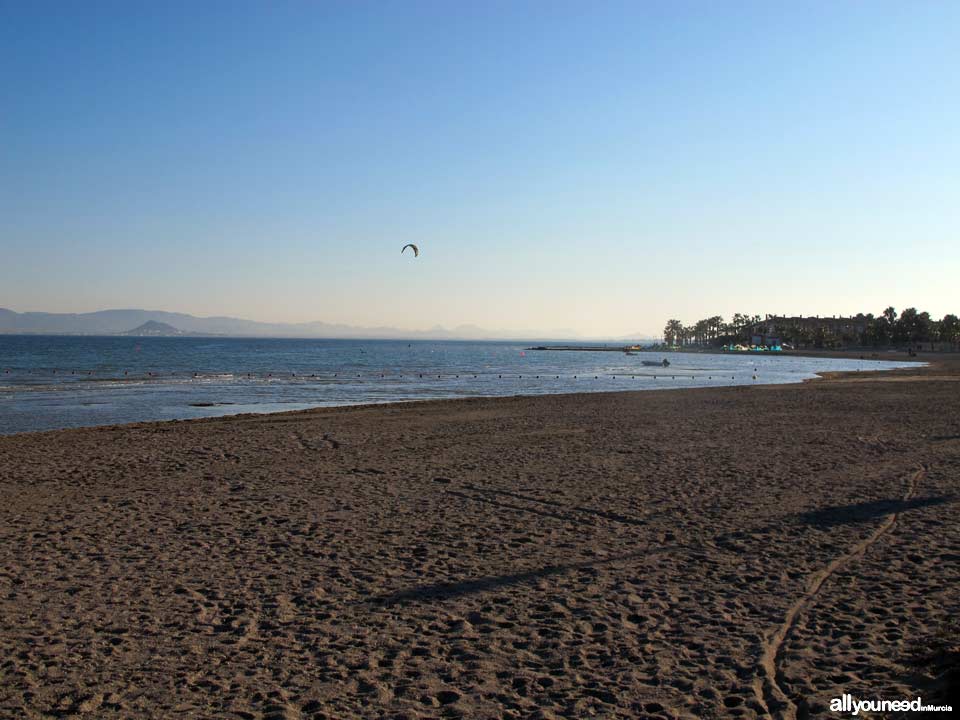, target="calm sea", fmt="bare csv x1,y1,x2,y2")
0,336,921,434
